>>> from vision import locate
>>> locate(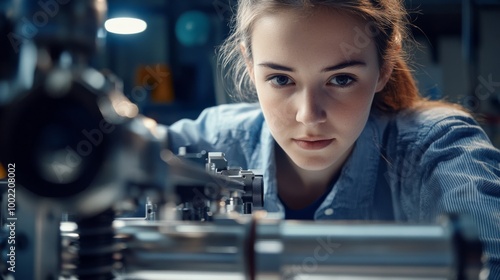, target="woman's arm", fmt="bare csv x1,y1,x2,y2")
415,113,500,277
